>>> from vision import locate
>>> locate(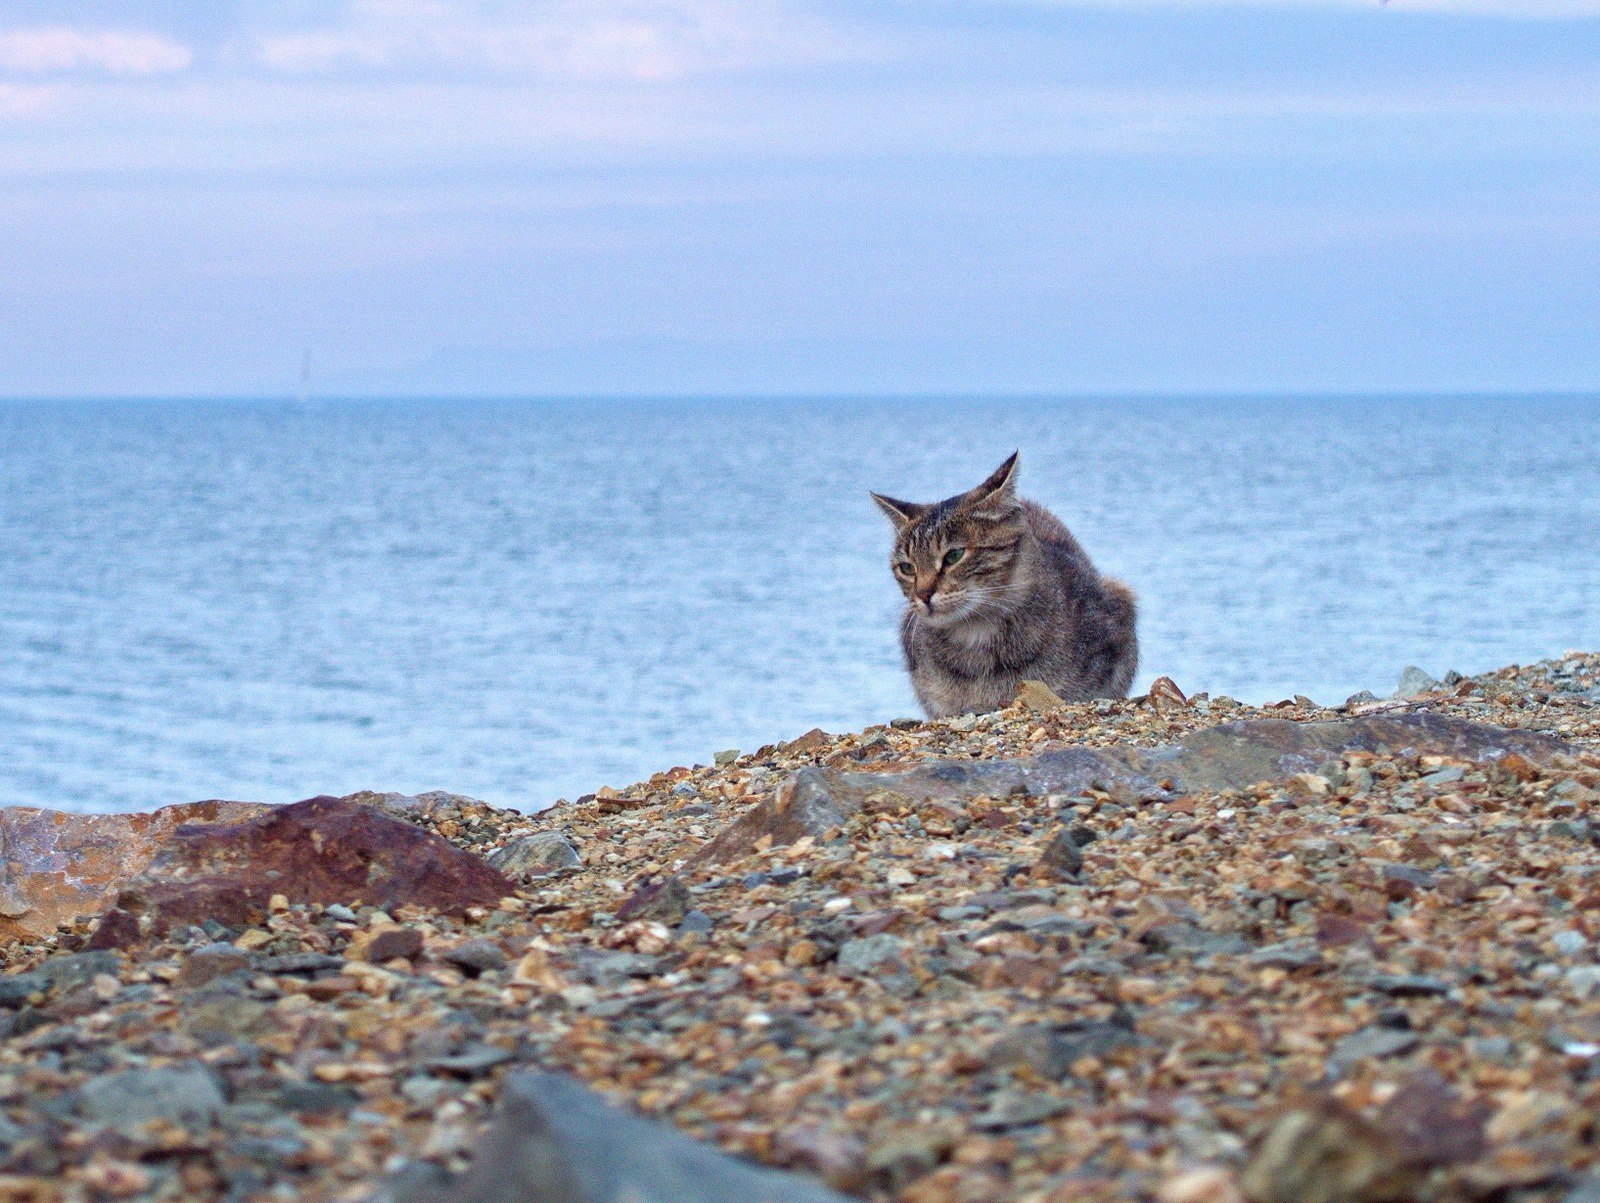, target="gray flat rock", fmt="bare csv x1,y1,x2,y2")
694,713,1576,863
381,1070,852,1203
77,1063,225,1133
